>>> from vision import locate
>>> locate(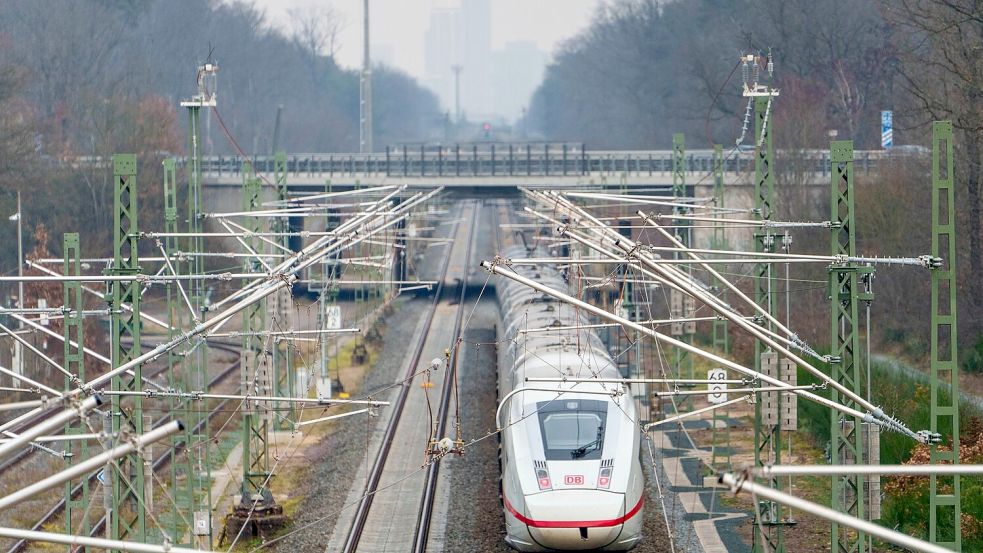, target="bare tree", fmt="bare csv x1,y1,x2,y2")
289,5,346,81
883,0,983,300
